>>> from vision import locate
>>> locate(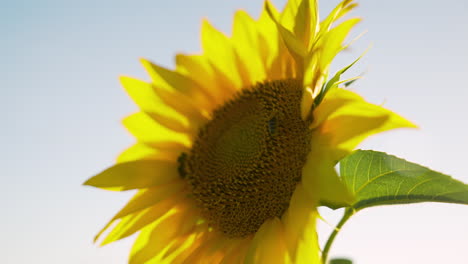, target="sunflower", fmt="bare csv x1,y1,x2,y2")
85,0,415,263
